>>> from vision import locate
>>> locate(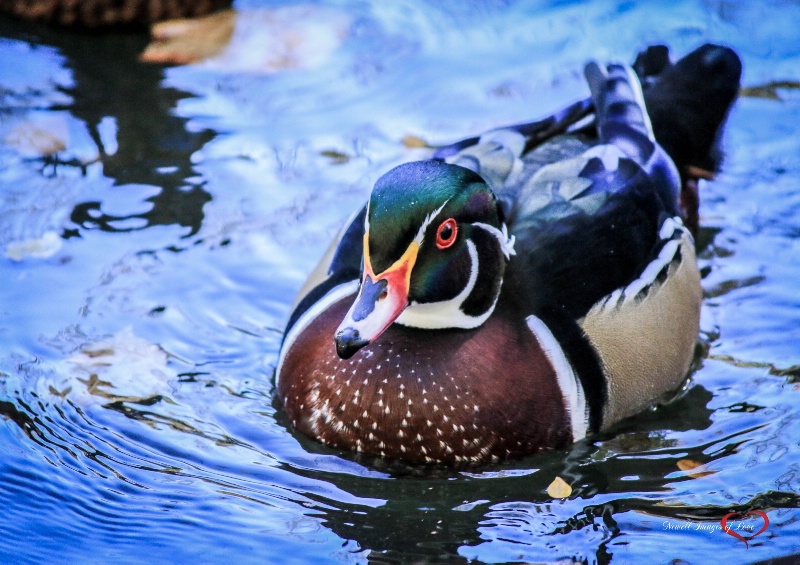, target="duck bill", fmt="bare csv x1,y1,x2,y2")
334,238,418,359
